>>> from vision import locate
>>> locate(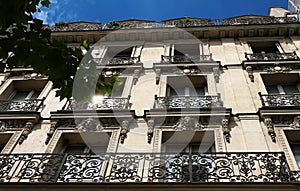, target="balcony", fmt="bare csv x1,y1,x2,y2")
154,95,222,109
0,98,44,112
0,152,298,183
161,55,213,63
93,56,140,66
63,97,130,111
245,52,299,61
259,93,300,107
